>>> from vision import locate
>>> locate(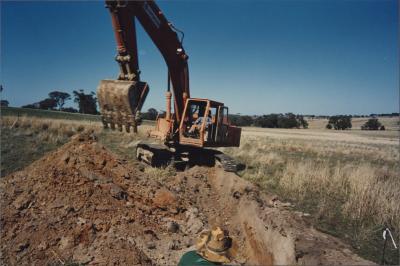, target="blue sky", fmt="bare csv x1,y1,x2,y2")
1,0,398,115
